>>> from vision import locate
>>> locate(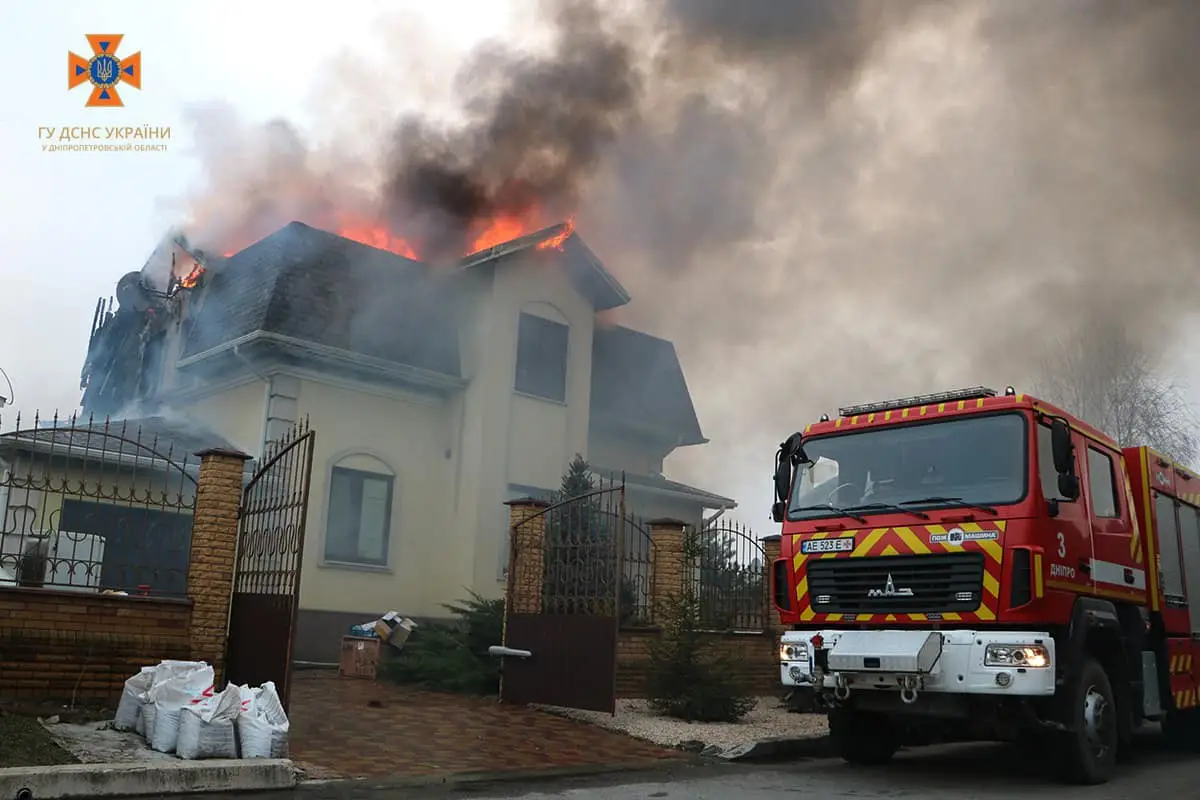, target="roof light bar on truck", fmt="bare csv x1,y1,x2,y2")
837,386,998,418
